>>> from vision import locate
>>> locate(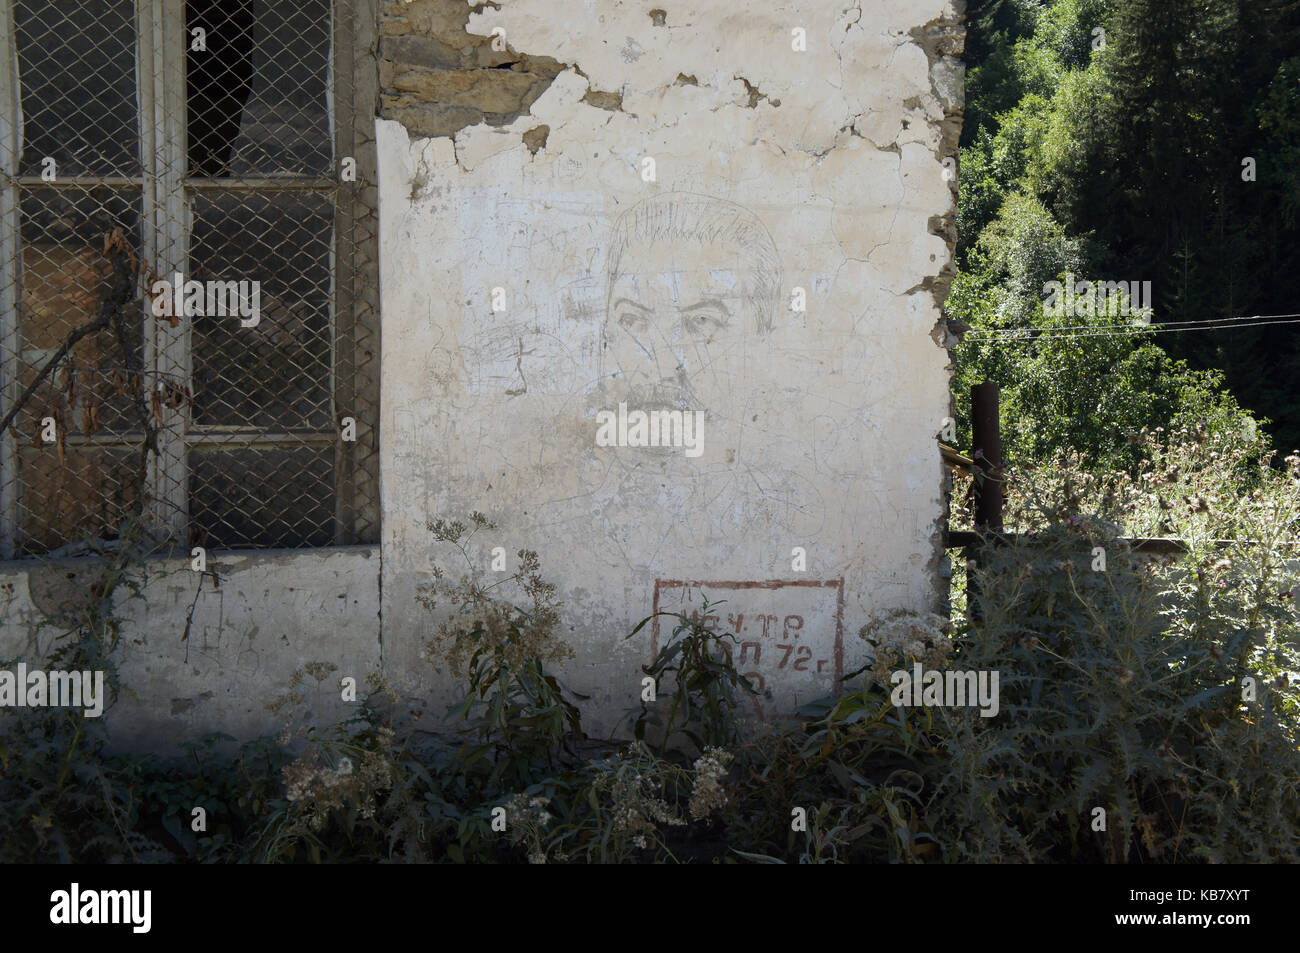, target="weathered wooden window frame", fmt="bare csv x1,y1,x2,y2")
0,0,380,558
